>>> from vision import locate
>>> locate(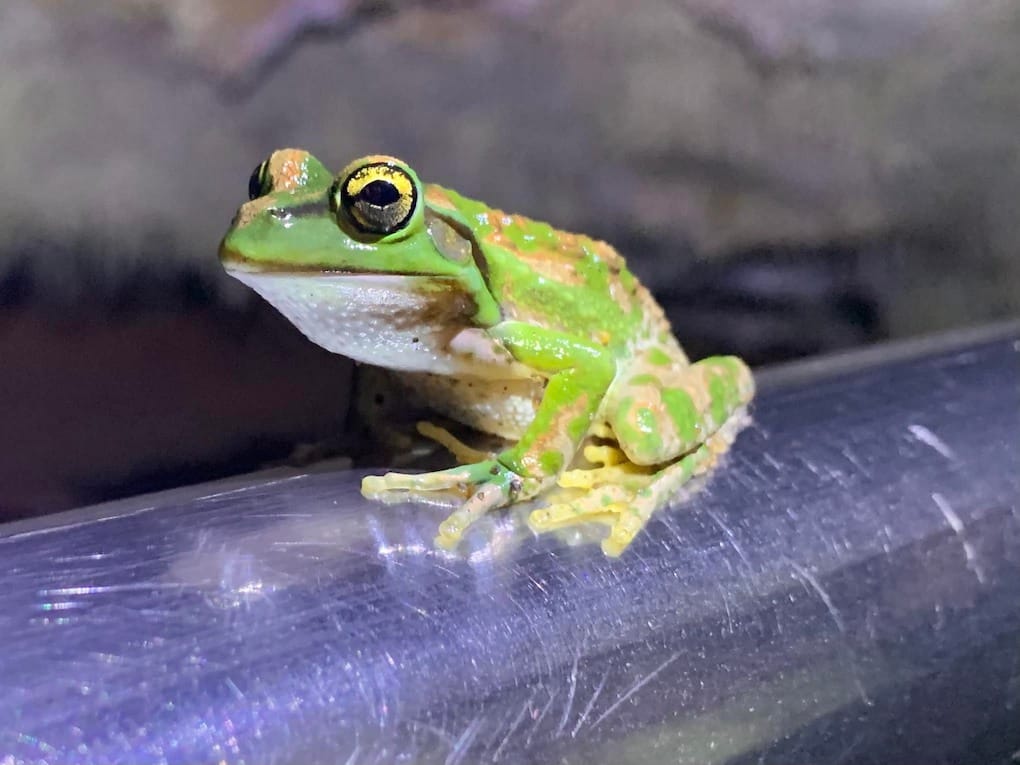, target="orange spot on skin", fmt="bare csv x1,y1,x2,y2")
269,149,315,191
519,395,589,478
556,233,579,251
425,185,457,209
512,249,587,286
589,240,626,270
231,192,287,229
230,149,323,228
